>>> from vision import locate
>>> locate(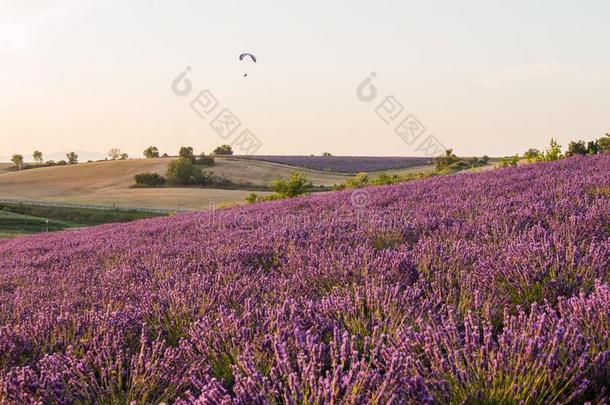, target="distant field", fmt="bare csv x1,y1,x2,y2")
232,155,433,173
0,157,435,210
0,164,269,211
0,158,343,211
